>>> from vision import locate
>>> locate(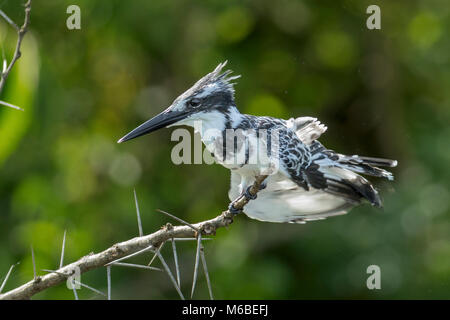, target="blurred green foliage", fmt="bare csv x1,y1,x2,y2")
0,0,449,299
